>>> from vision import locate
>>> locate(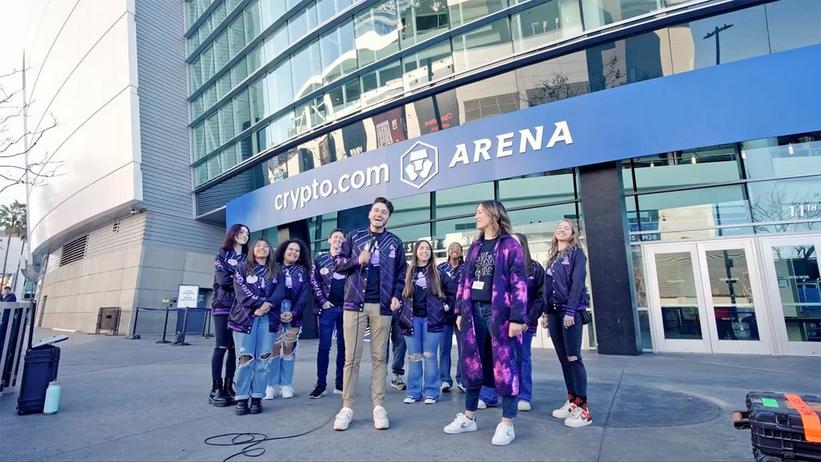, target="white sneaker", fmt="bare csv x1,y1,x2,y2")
477,399,488,409
517,400,531,411
552,400,573,419
424,397,437,405
334,407,353,431
333,388,343,395
440,382,451,392
564,404,592,428
373,405,390,430
264,385,280,400
443,413,478,434
403,396,418,404
280,385,294,399
491,422,515,446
